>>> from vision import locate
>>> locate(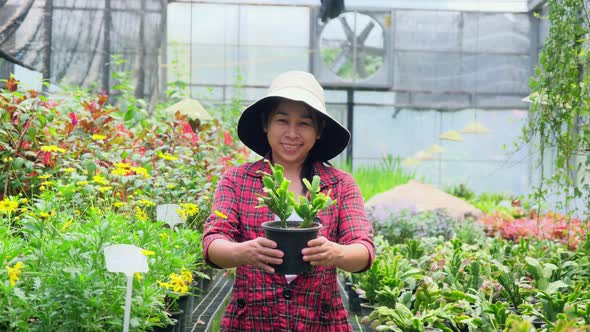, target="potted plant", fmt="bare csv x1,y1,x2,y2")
257,160,335,274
